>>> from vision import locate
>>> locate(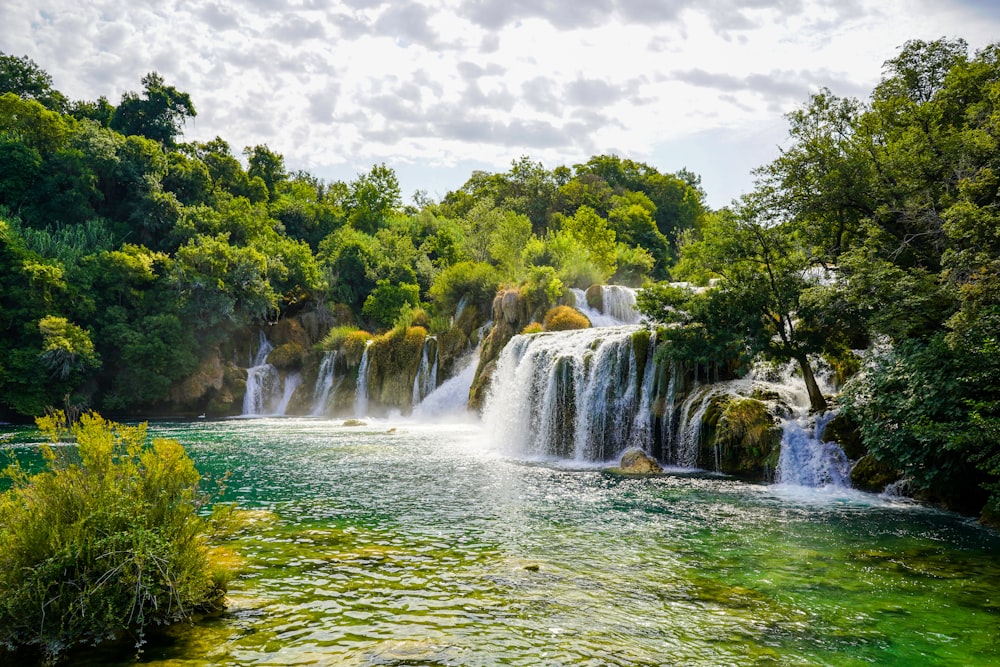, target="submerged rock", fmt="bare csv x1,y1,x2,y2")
617,448,663,474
